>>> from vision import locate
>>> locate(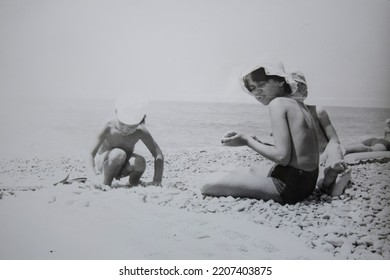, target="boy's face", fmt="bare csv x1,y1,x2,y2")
116,120,139,135
243,75,284,105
